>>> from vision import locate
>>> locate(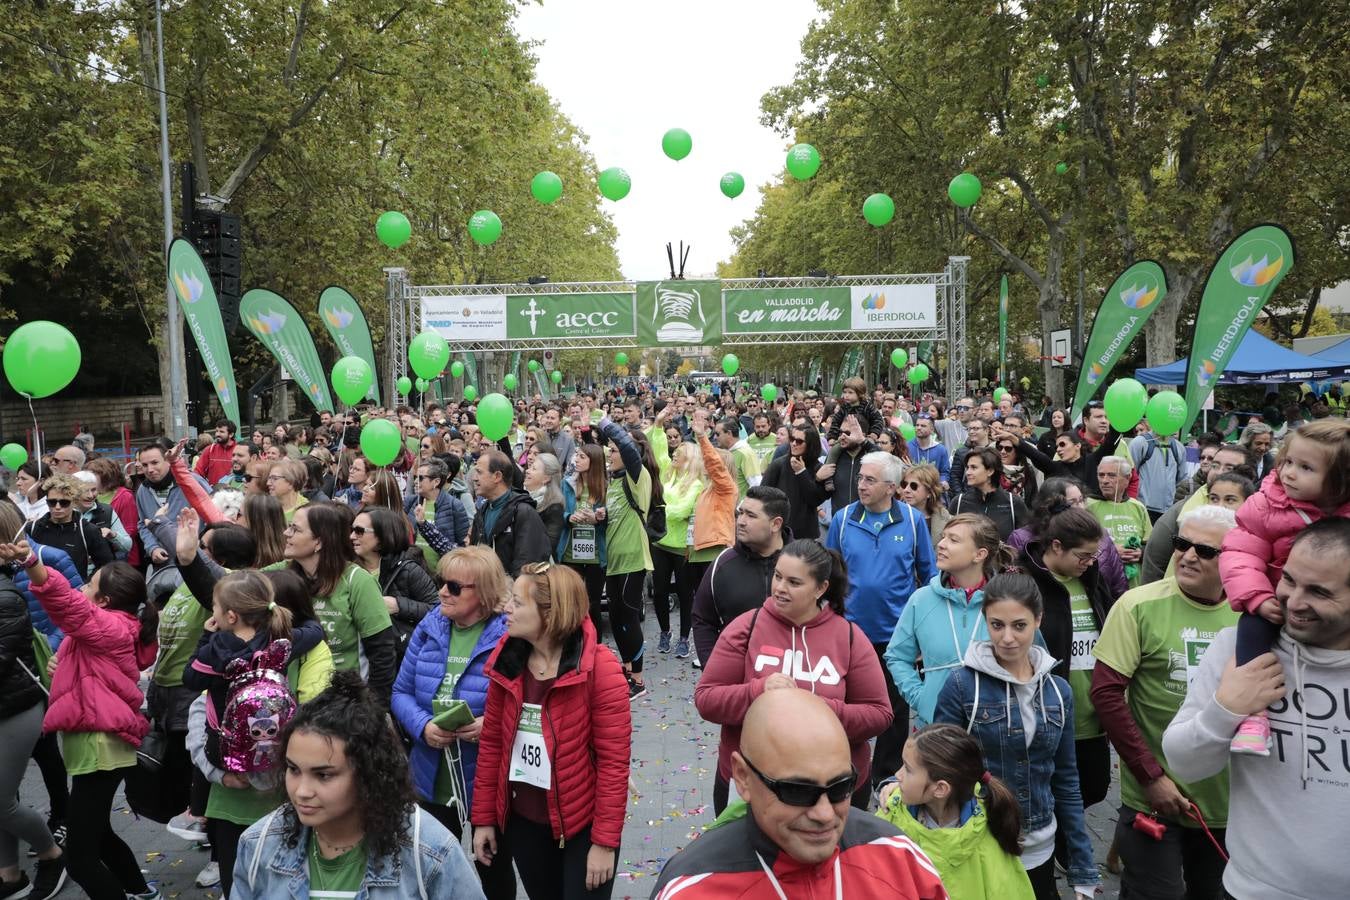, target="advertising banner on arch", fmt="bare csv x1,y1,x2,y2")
1181,225,1295,434
636,280,722,346
168,240,241,428
240,289,335,413
318,287,380,404
1069,260,1168,422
